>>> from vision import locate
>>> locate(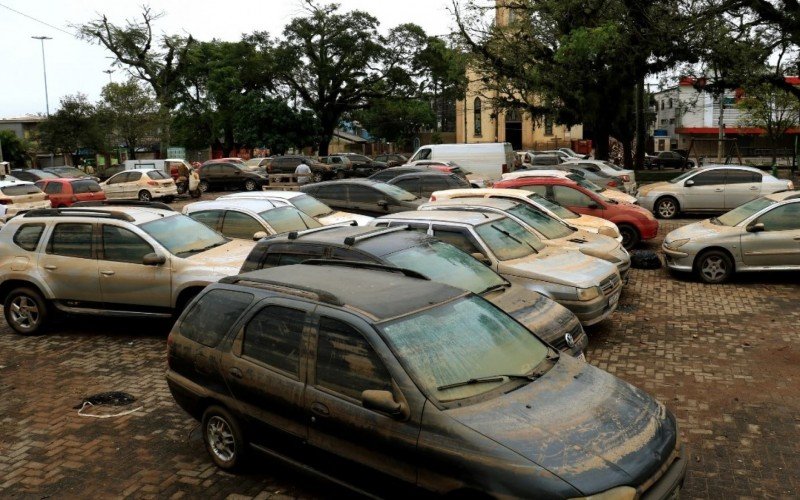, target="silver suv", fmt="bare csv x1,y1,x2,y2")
0,202,256,335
